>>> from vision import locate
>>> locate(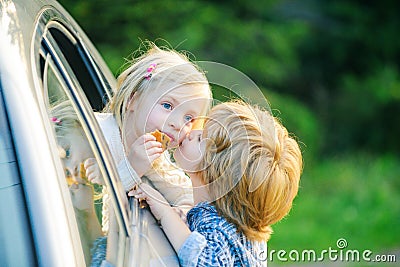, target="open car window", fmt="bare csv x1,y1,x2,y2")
33,12,130,266
31,6,179,266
